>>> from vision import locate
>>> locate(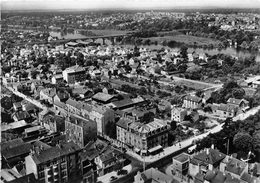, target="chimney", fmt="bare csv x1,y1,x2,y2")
206,148,209,155
211,144,214,149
